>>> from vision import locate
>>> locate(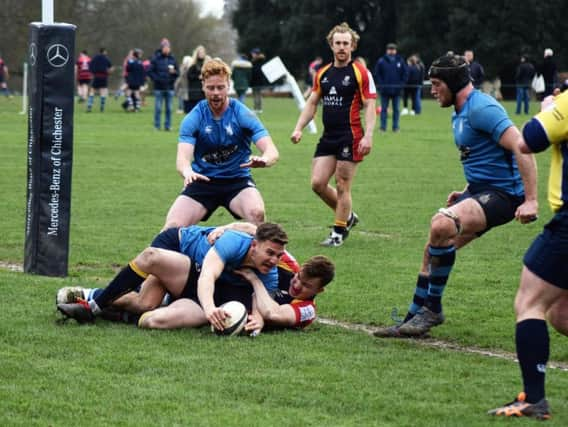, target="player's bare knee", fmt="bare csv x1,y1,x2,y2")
430,213,457,241
244,207,265,225
137,247,161,269
311,179,327,195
